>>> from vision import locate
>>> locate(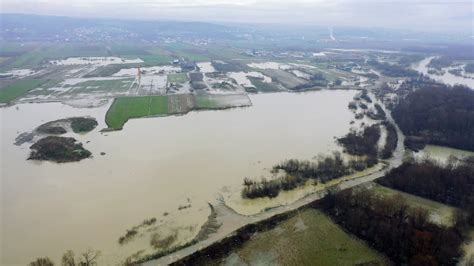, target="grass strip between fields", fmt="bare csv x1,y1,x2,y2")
0,79,45,103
